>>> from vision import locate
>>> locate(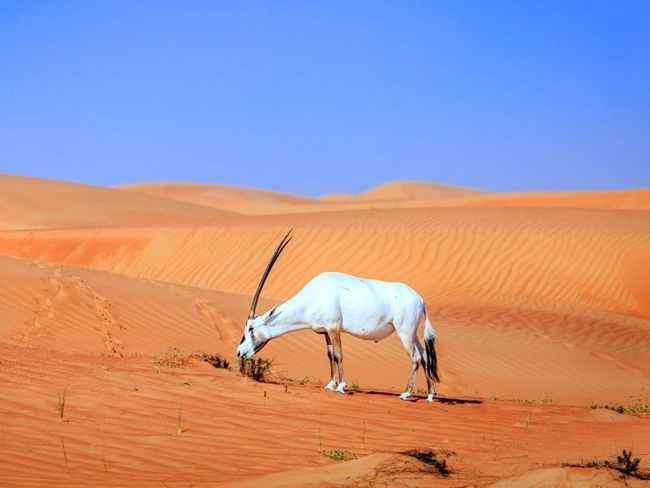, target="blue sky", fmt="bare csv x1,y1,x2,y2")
1,1,648,197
